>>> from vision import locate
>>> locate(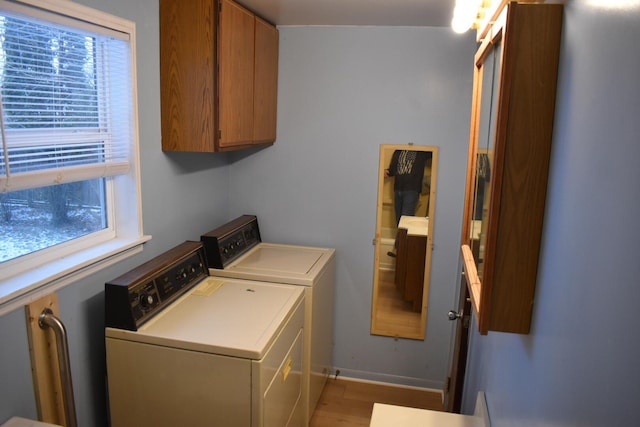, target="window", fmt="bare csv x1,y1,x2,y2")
0,0,149,314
